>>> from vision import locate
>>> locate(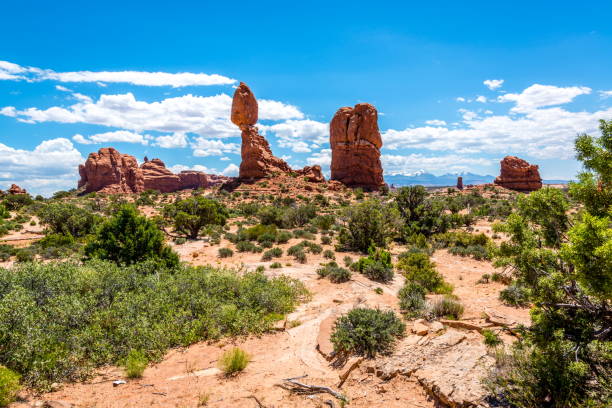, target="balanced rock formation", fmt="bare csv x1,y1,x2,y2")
494,156,542,191
457,176,463,190
8,184,27,195
231,82,294,179
330,103,384,190
78,148,207,194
